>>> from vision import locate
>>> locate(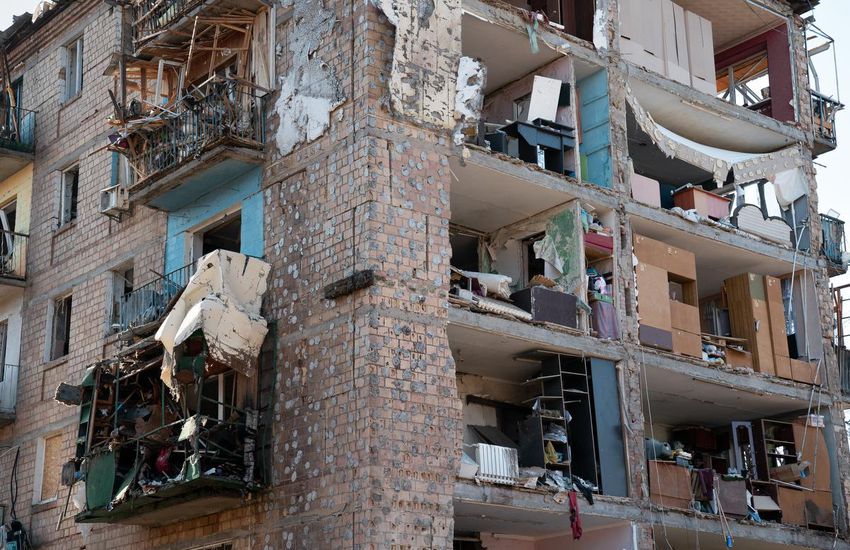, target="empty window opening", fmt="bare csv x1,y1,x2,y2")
60,167,79,226
199,214,241,260
450,230,481,272
50,295,72,361
111,267,134,327
0,200,17,258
